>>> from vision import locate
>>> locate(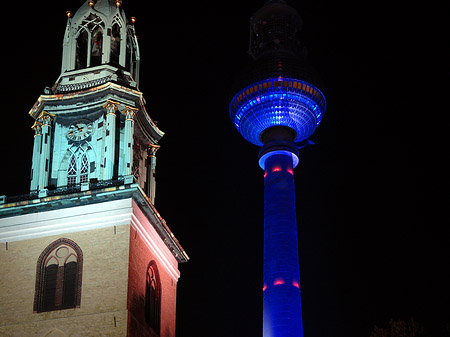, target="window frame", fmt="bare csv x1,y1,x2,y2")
67,150,89,187
145,260,161,334
33,238,83,313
